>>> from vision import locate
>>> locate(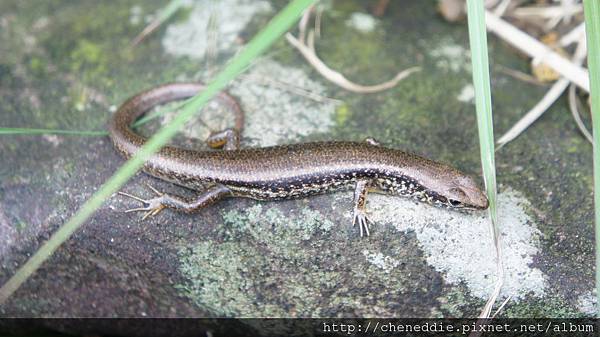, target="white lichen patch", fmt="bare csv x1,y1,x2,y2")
161,0,271,59
457,84,475,103
576,291,598,316
229,60,338,146
158,59,337,147
336,188,546,300
429,41,471,73
345,12,378,33
362,250,401,273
